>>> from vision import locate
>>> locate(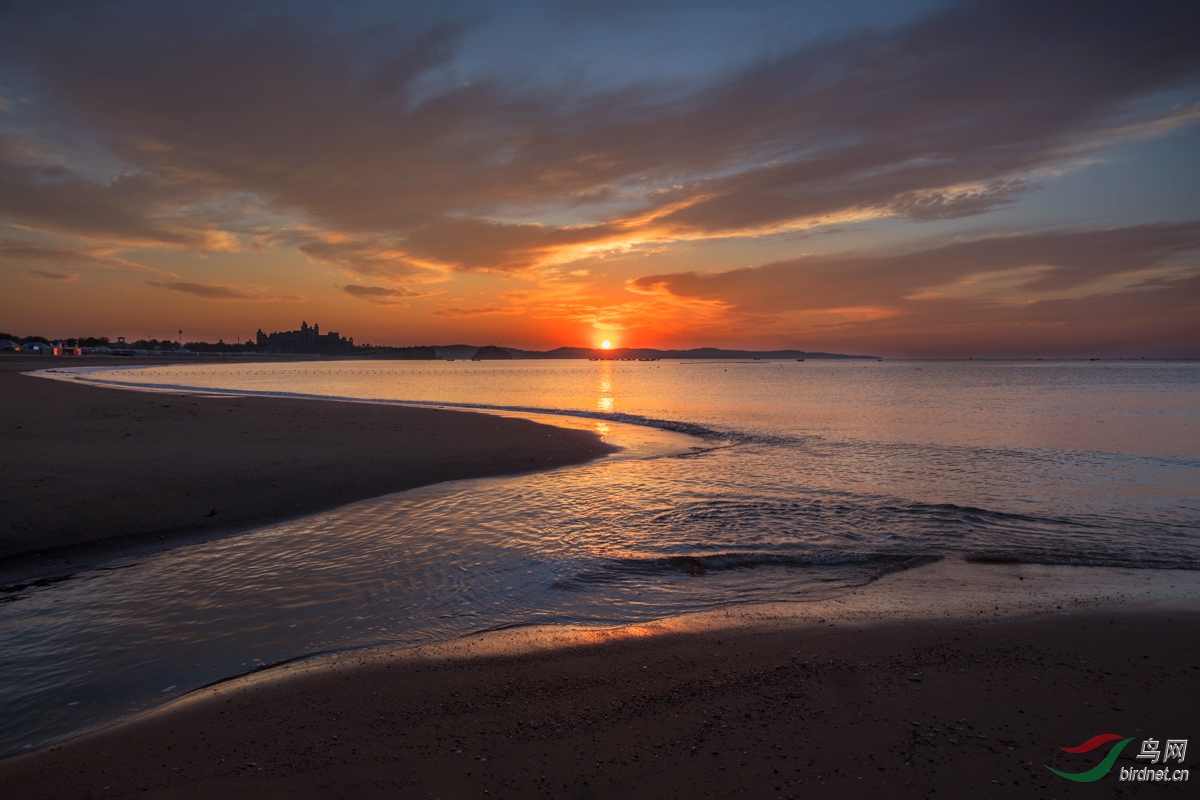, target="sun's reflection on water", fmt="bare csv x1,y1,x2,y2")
597,362,615,413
